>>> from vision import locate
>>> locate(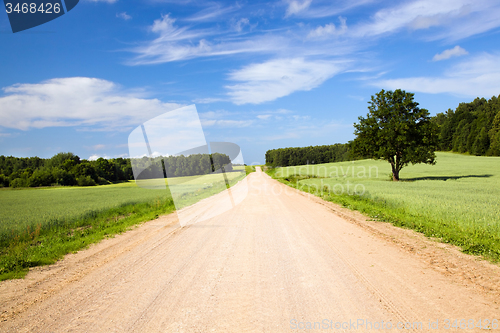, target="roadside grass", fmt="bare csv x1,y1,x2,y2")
266,152,500,262
245,165,257,174
165,168,247,209
0,167,248,280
